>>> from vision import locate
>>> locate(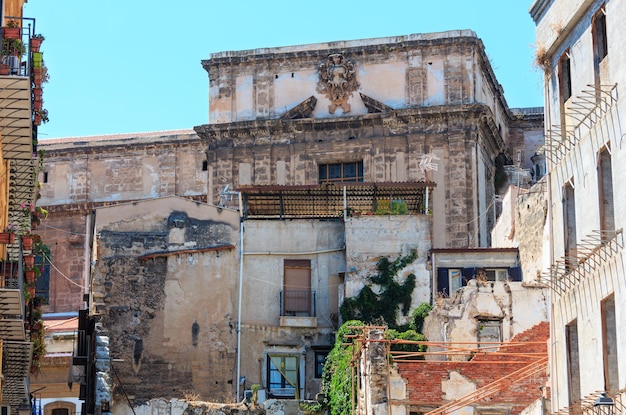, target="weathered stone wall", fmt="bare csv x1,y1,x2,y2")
36,213,90,312
39,131,206,206
37,132,207,313
203,32,504,124
198,105,510,249
514,179,549,284
91,198,241,405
